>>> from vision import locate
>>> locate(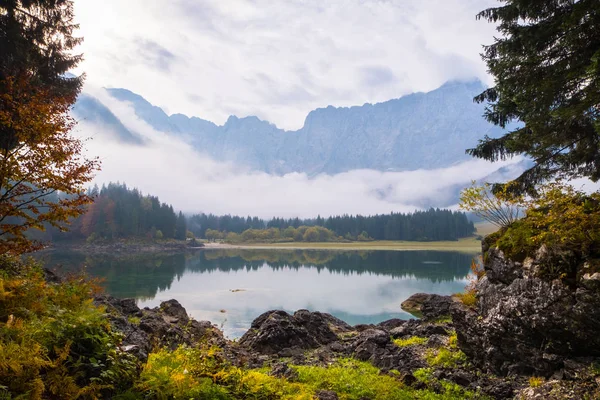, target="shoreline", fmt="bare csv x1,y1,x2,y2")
43,236,483,255
202,238,482,253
